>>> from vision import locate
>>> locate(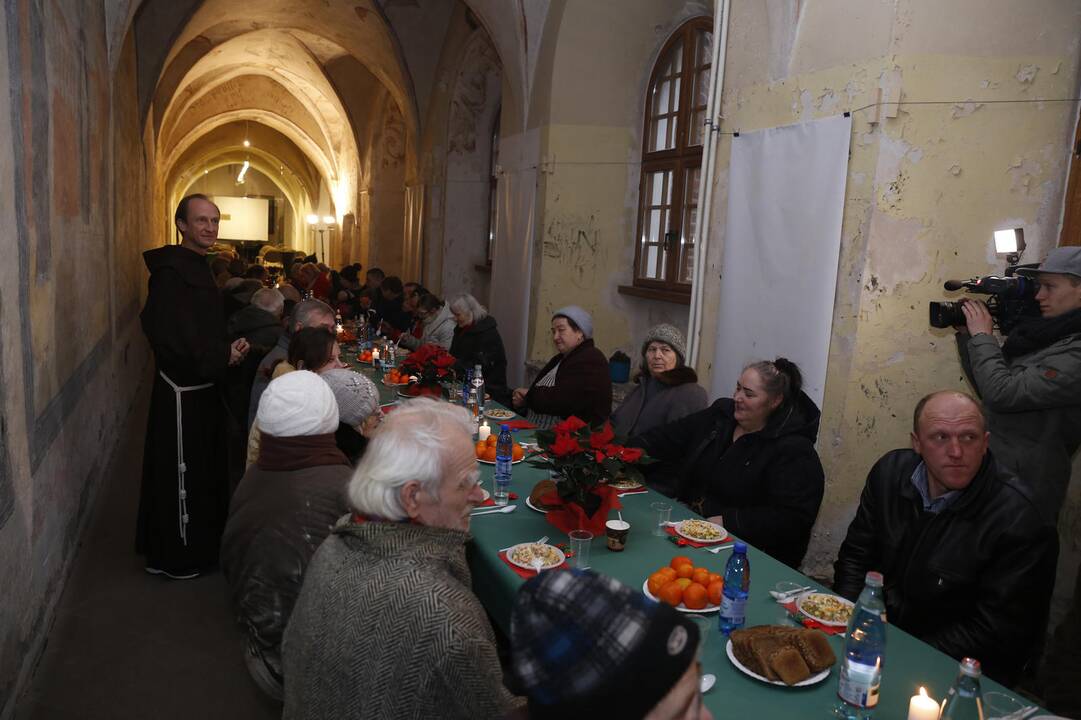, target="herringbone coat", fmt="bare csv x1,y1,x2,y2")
282,517,519,719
